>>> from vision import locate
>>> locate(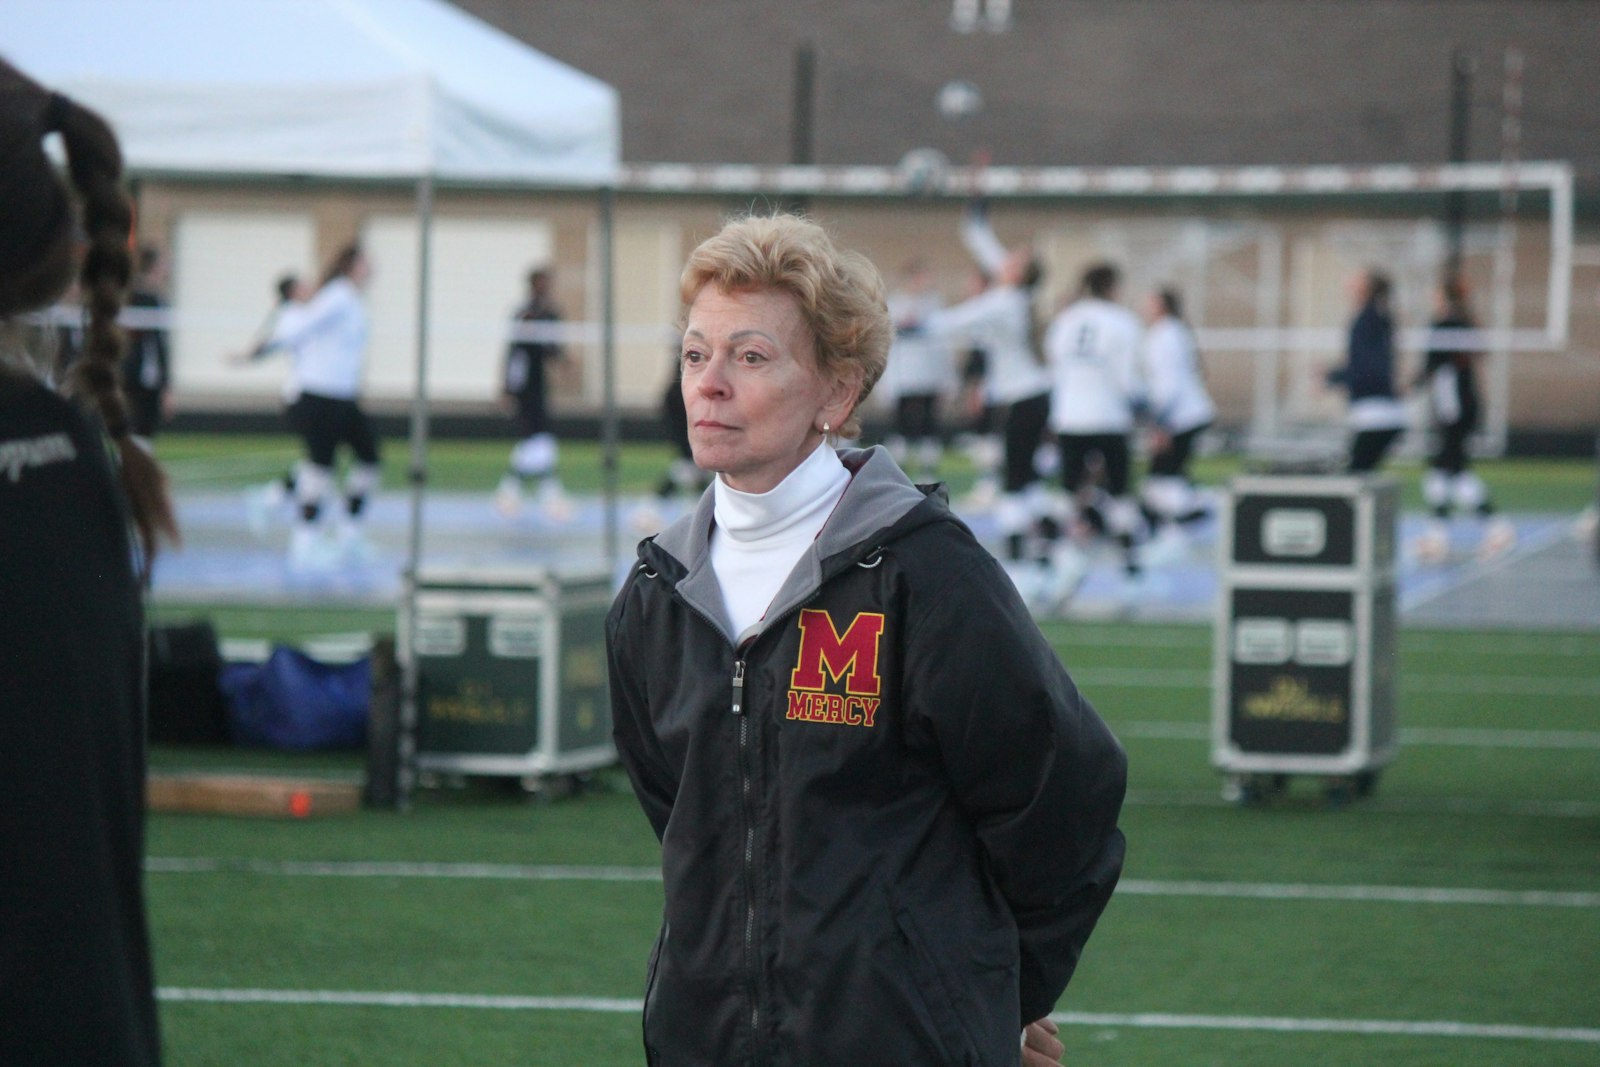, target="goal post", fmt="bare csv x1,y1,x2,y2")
619,159,1575,457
